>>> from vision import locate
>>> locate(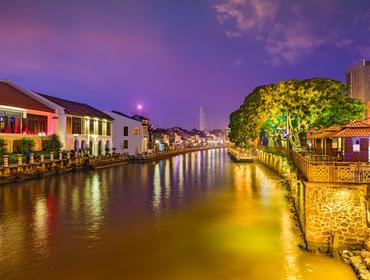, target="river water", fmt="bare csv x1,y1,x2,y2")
0,149,355,279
